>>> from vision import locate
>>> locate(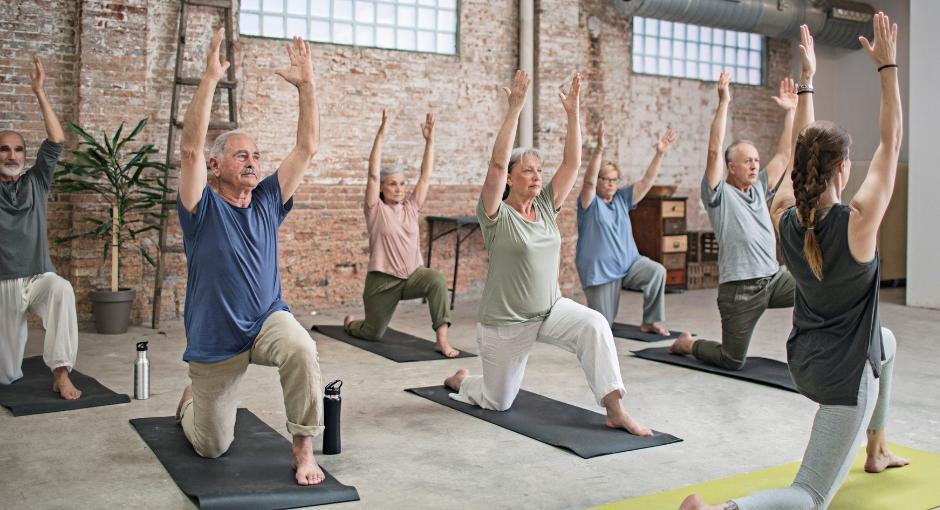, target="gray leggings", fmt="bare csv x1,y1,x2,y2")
582,256,666,326
733,328,897,510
